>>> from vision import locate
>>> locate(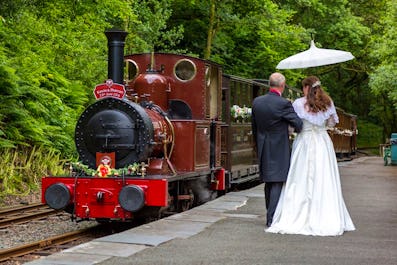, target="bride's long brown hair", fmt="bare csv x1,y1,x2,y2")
302,76,332,113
